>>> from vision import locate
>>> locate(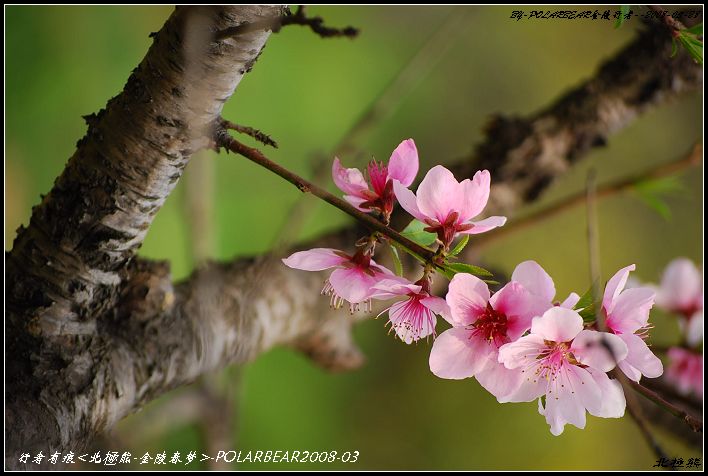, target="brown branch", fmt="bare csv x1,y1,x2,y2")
628,379,703,433
215,5,359,41
623,383,672,465
642,376,703,413
221,119,278,148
